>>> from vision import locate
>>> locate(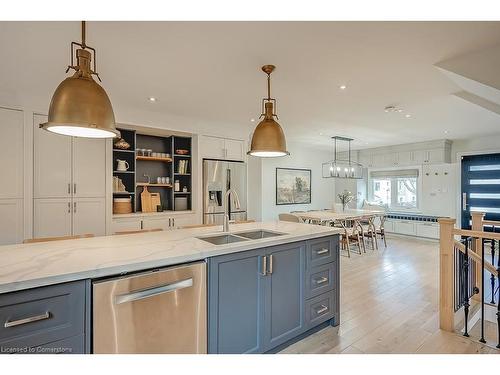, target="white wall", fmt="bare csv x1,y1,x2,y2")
451,134,500,161
248,142,335,222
